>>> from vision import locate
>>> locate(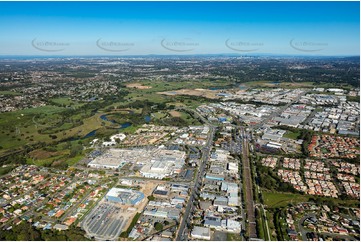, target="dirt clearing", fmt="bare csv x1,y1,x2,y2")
169,110,181,117
126,83,152,89
158,88,220,99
